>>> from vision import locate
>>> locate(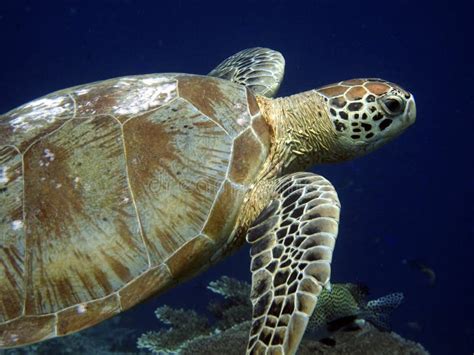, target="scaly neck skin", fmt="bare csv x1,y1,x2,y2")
256,90,351,179
232,90,352,248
